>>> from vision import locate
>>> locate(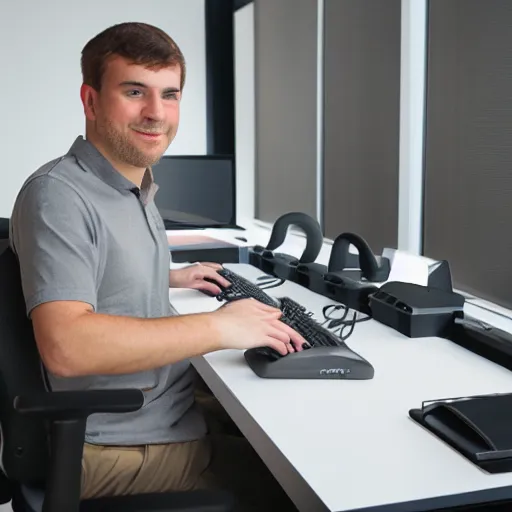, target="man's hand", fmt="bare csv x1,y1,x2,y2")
210,299,308,355
169,263,231,296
